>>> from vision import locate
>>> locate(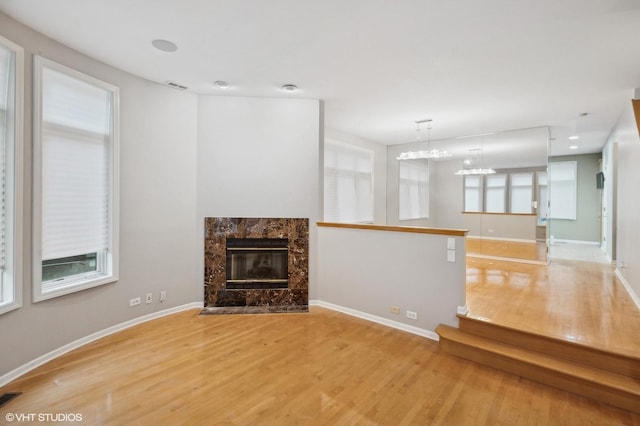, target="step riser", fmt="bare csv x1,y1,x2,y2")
439,337,640,415
458,316,640,380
